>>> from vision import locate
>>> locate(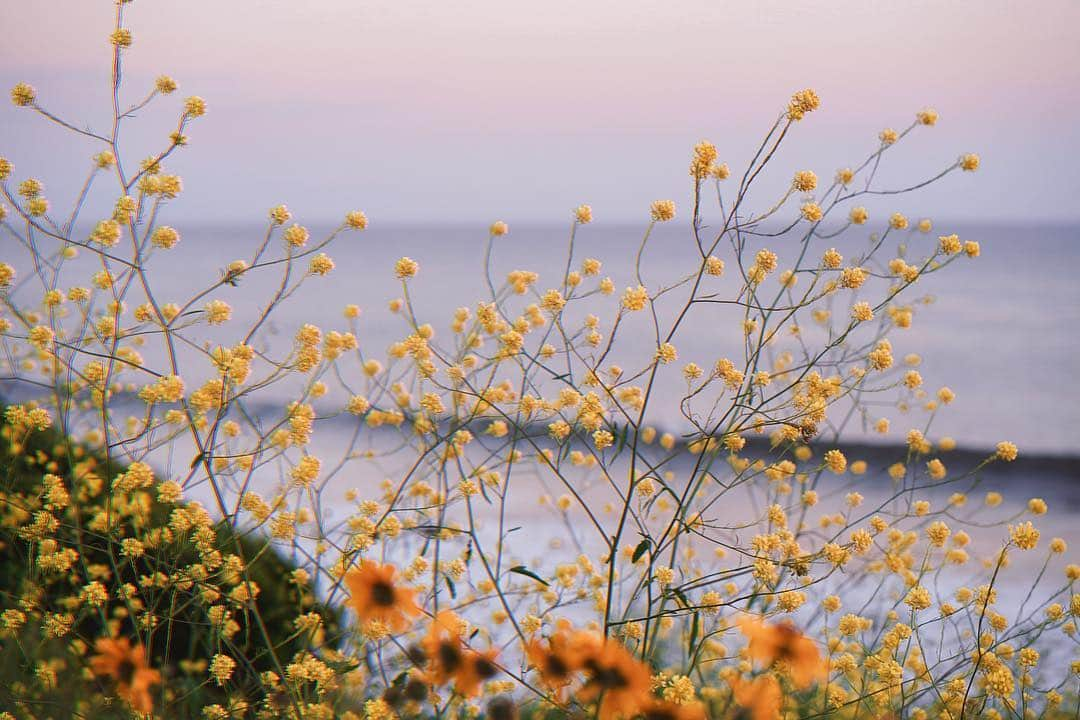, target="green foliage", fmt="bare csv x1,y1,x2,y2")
0,404,343,717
